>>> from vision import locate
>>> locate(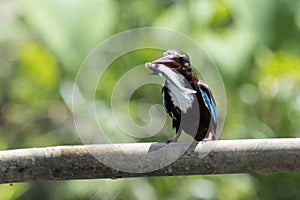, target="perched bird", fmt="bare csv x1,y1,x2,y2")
145,49,217,142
